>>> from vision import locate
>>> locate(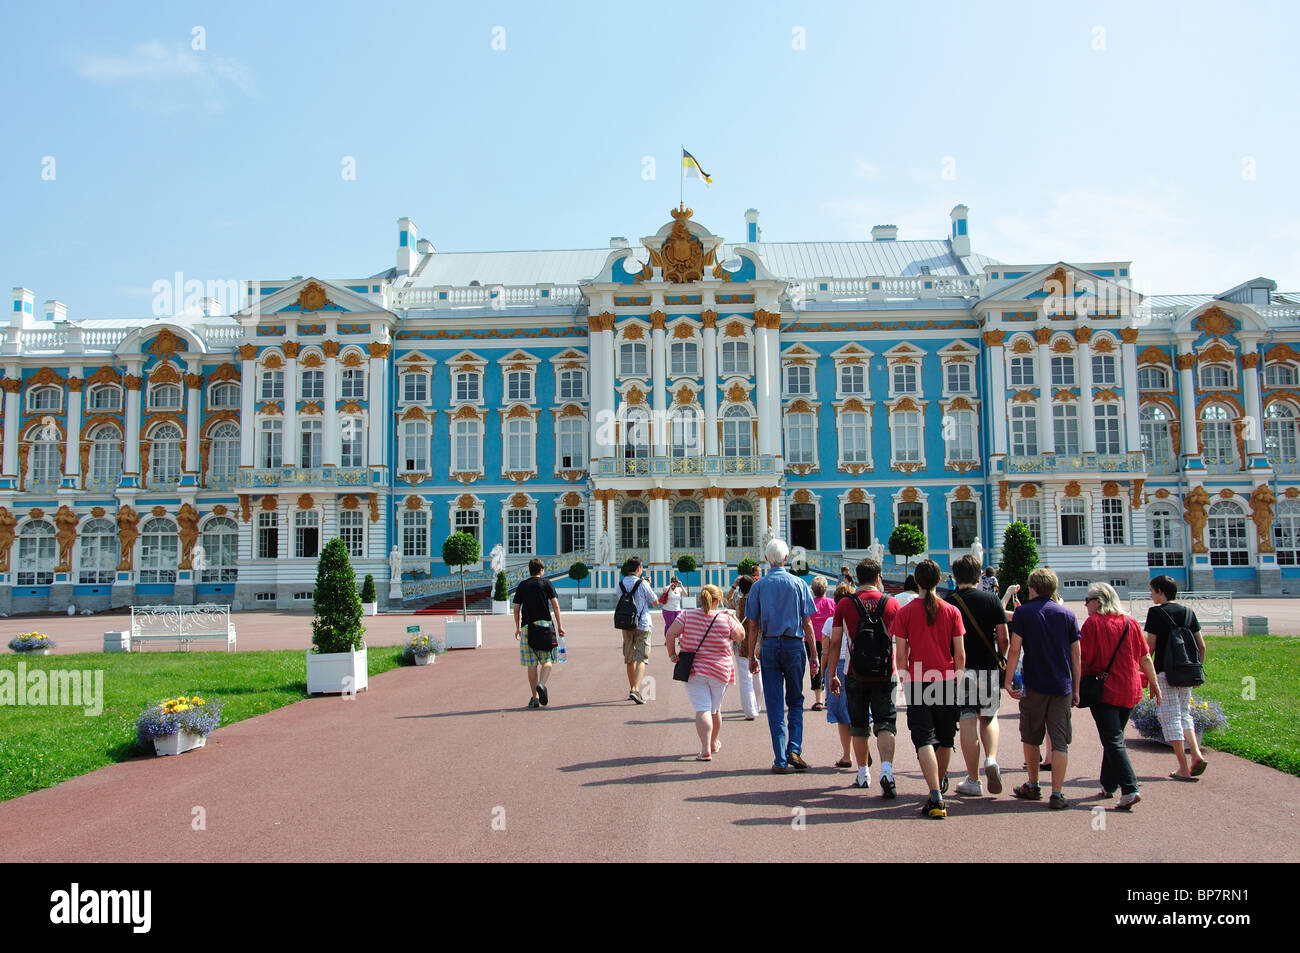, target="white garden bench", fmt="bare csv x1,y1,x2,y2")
1127,590,1234,637
103,604,237,652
